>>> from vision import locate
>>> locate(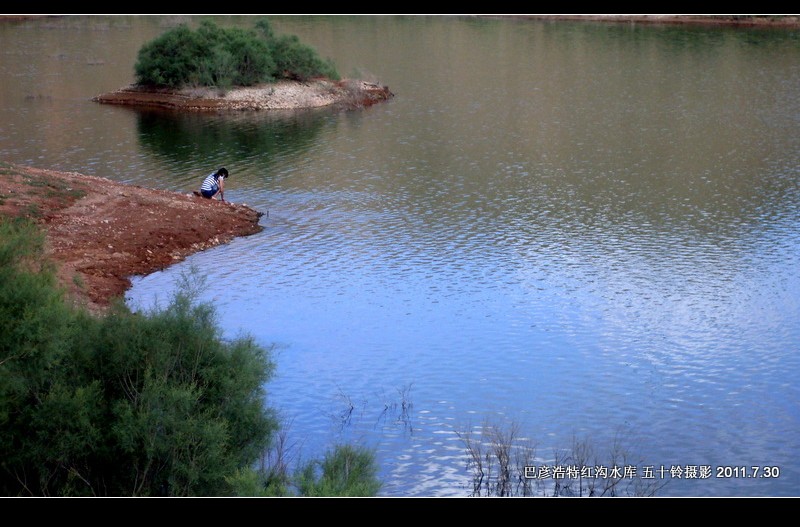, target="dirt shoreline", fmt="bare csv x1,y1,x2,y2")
500,15,800,28
94,79,394,112
1,163,263,313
